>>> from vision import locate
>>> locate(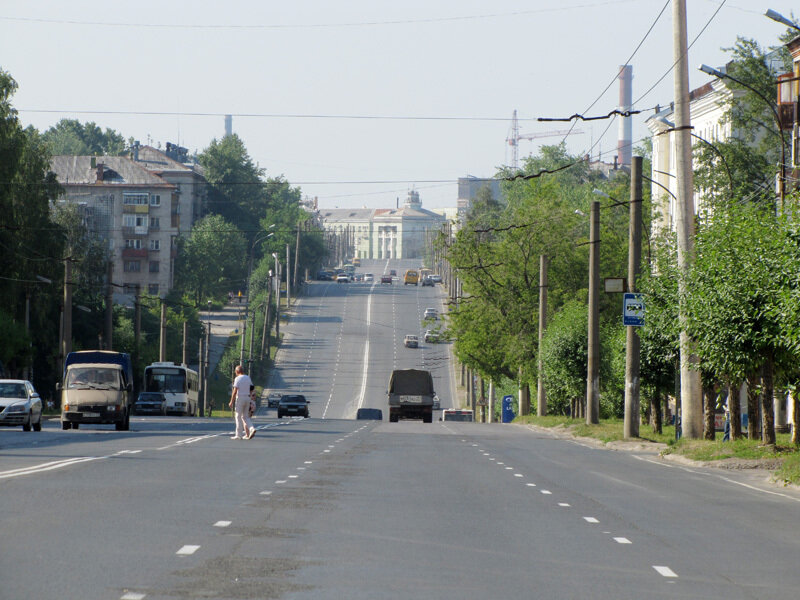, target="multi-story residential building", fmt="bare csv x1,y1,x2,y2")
50,155,180,302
